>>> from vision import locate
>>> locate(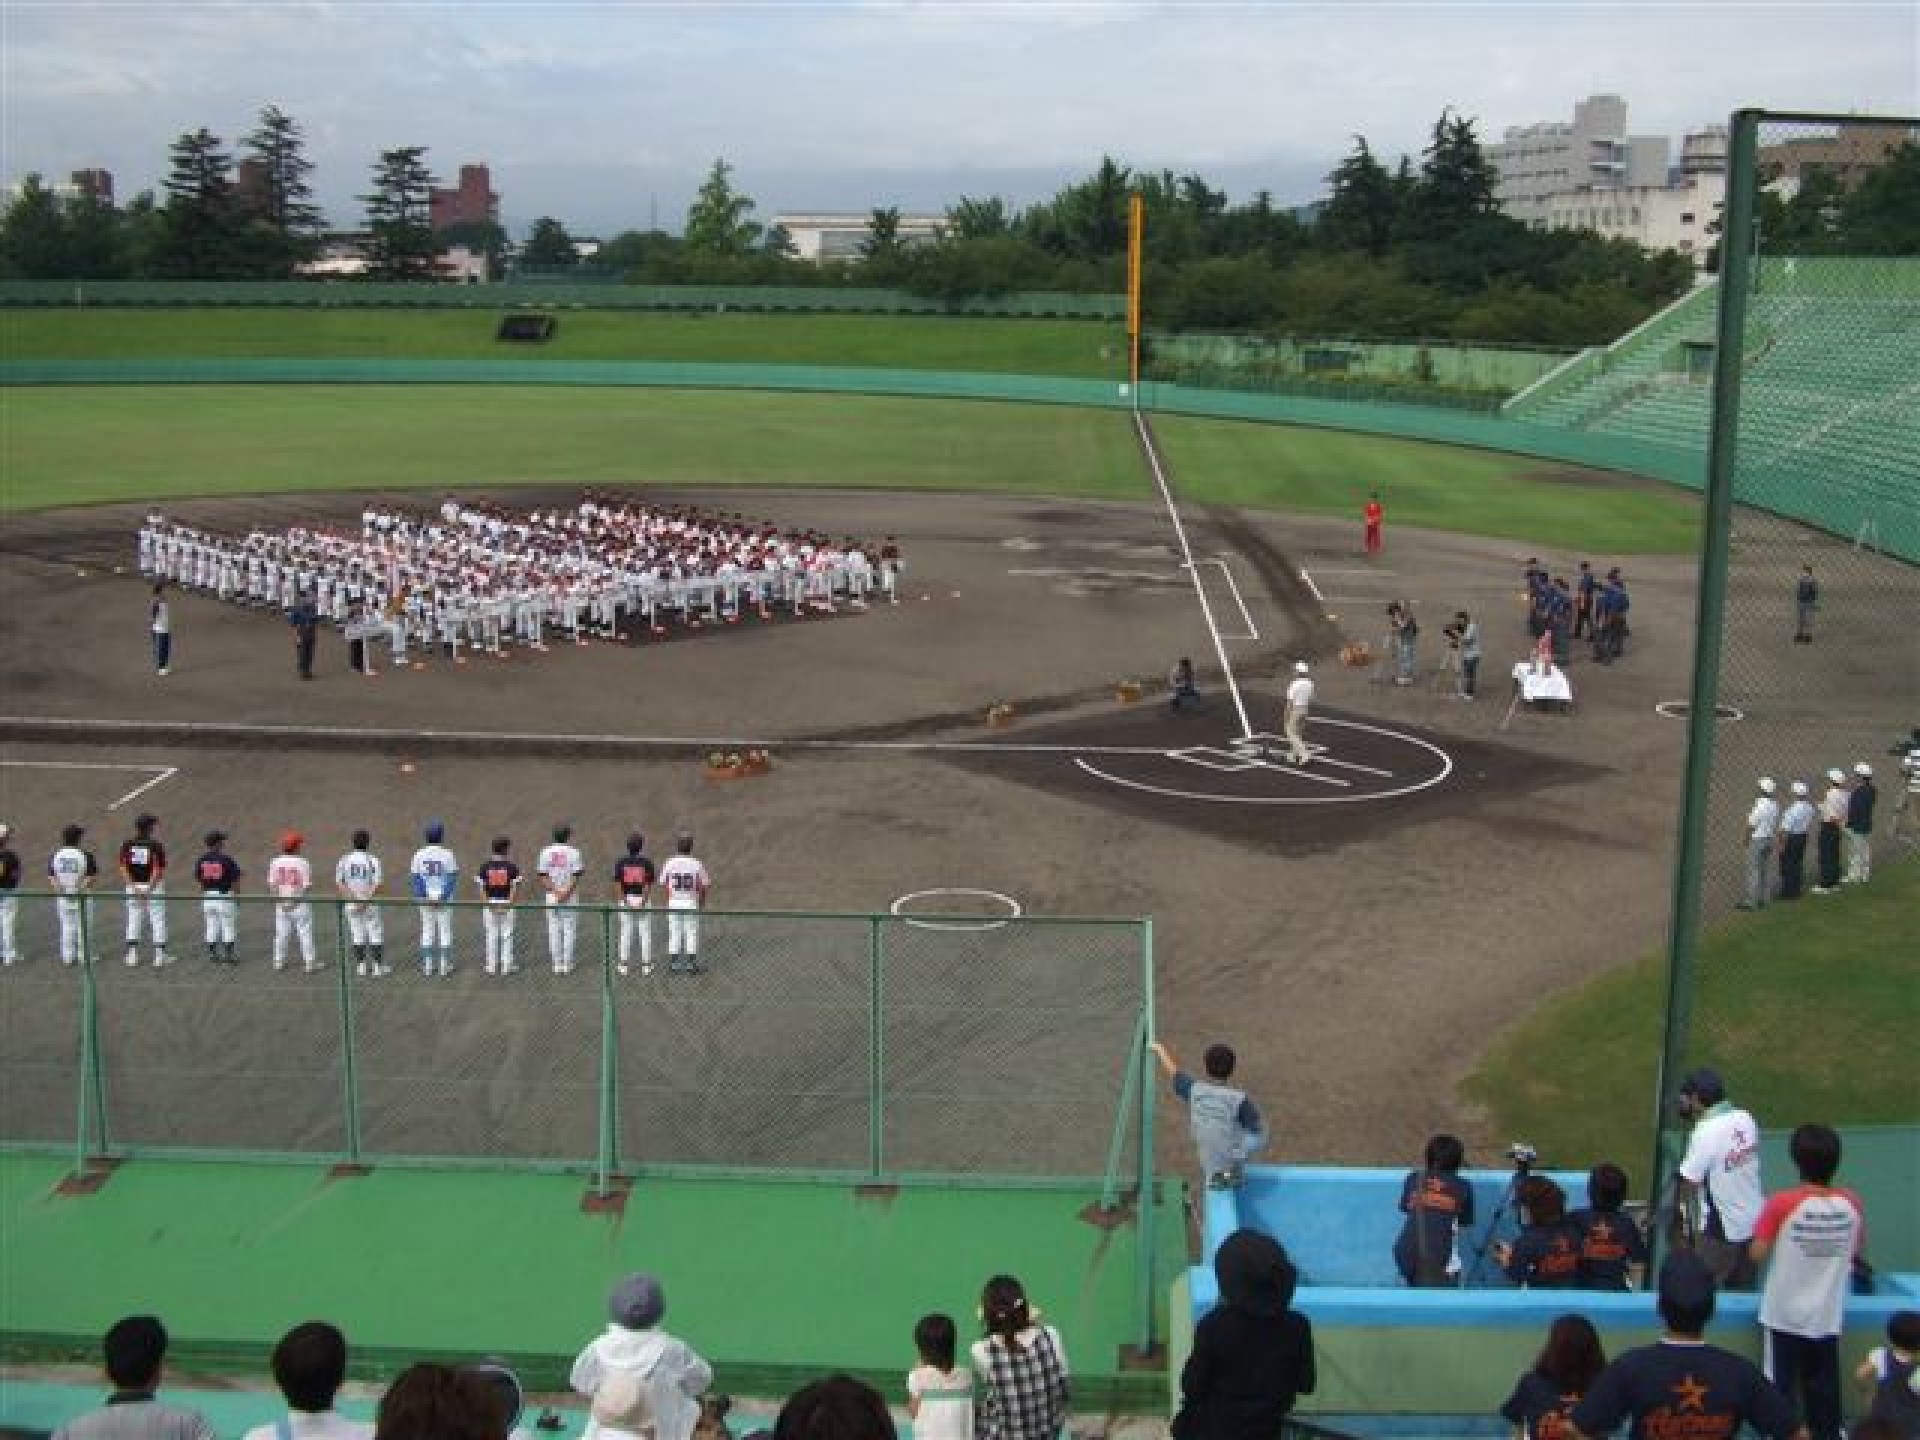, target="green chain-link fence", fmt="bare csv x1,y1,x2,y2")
1655,112,1920,1203
0,892,1151,1193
